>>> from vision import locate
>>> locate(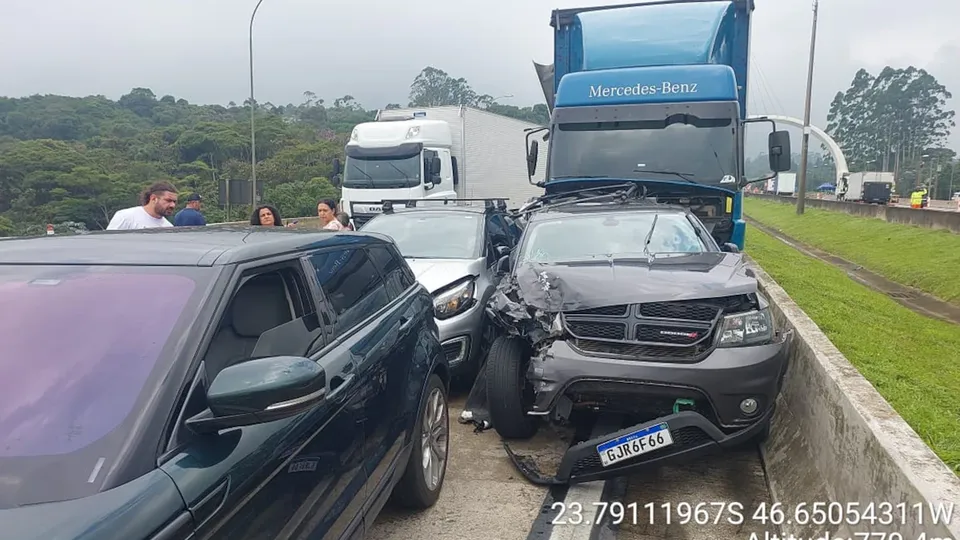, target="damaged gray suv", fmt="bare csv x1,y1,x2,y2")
463,185,792,485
